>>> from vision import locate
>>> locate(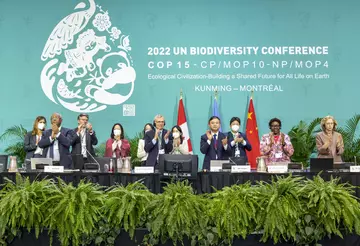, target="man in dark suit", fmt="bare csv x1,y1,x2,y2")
144,114,173,166
38,113,75,168
226,117,252,161
200,116,229,170
71,113,98,163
